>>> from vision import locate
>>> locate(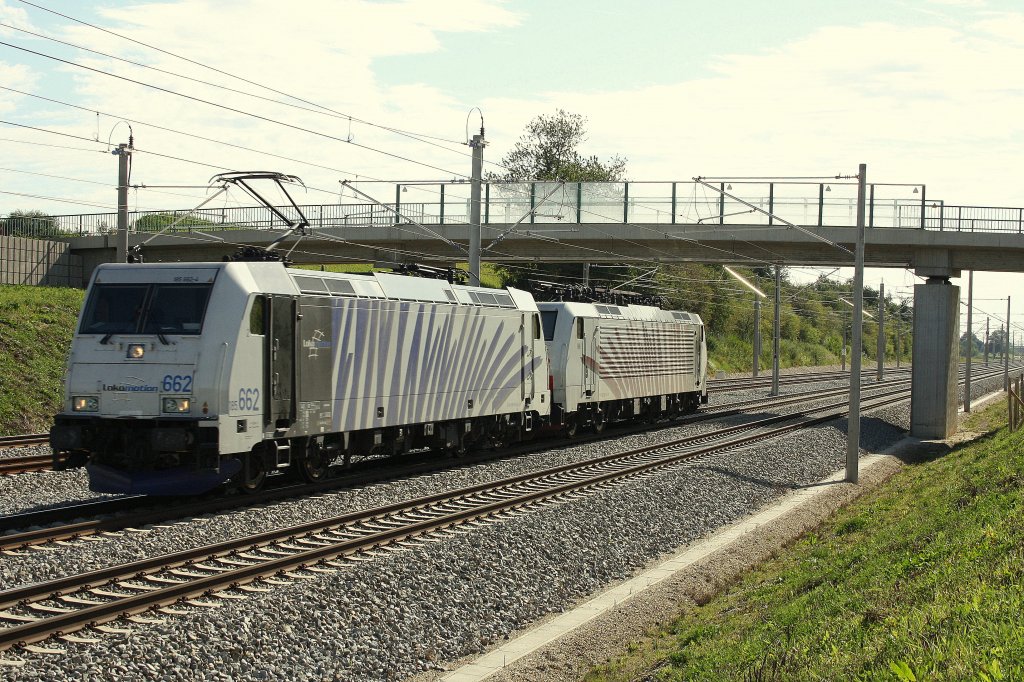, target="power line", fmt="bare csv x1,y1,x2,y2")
0,39,470,178
0,85,369,179
0,136,108,153
13,0,469,148
0,119,107,146
0,189,115,210
0,20,486,168
0,119,822,277
0,165,111,187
